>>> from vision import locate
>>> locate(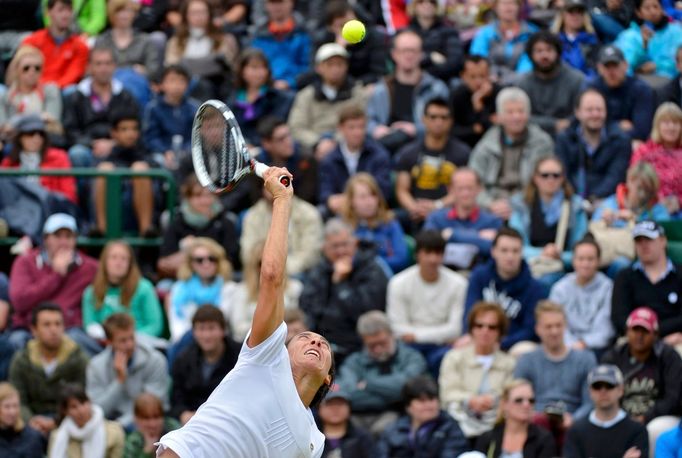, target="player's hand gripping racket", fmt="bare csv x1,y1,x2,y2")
191,99,291,193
